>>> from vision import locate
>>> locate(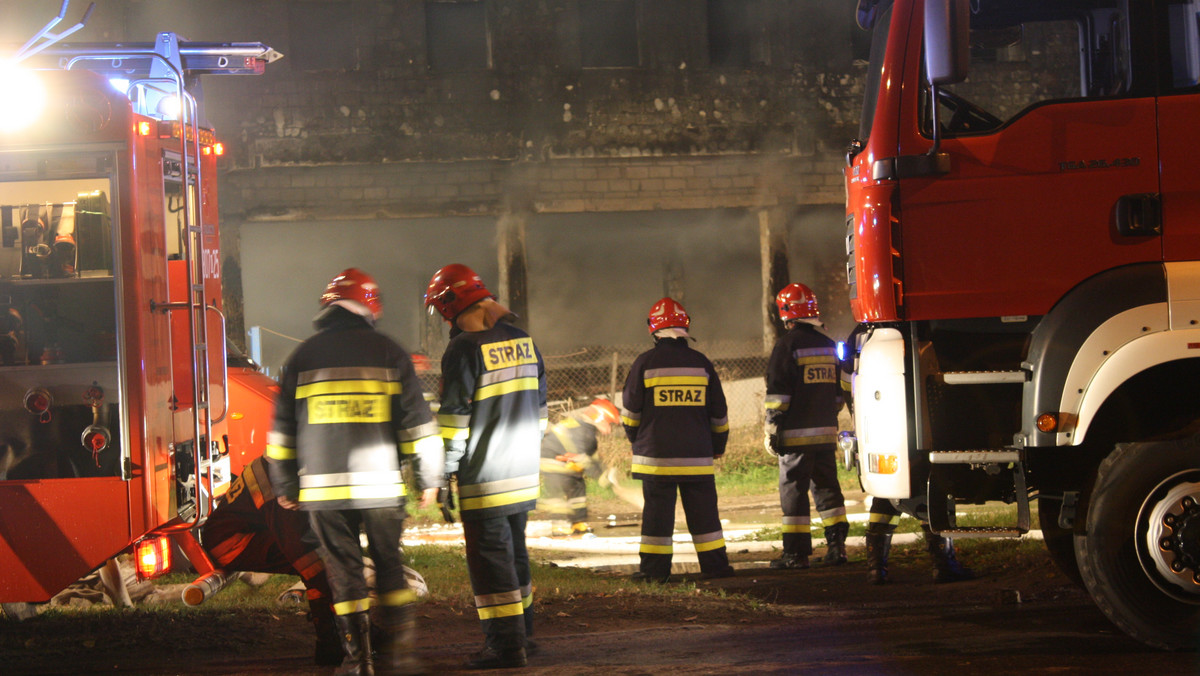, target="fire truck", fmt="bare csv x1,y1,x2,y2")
0,2,279,608
846,0,1200,650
